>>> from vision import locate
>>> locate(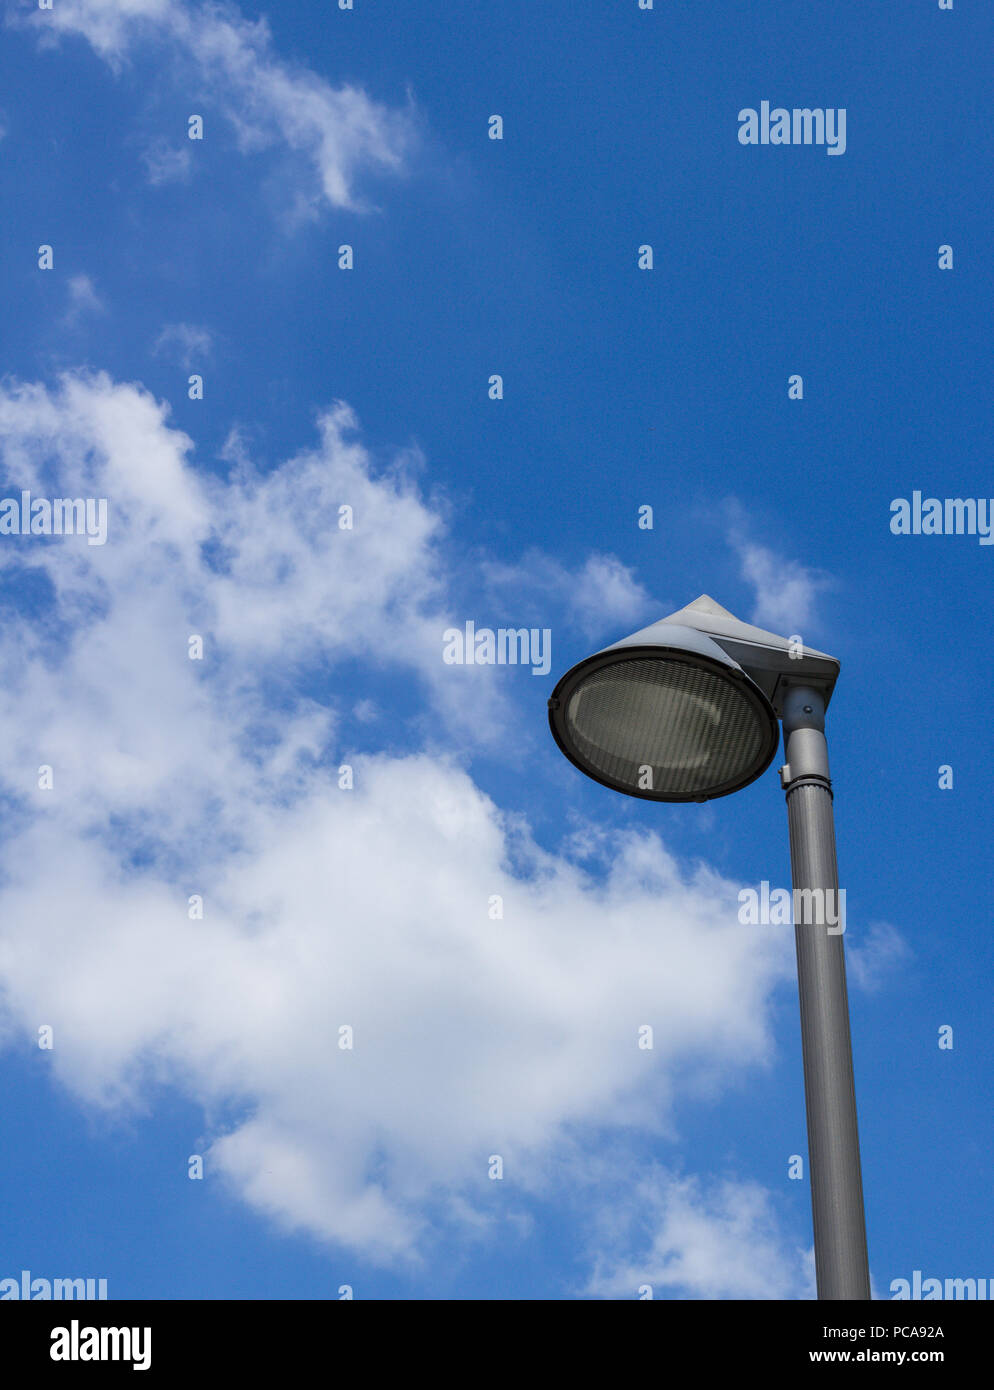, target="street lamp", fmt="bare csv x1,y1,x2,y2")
548,594,871,1301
